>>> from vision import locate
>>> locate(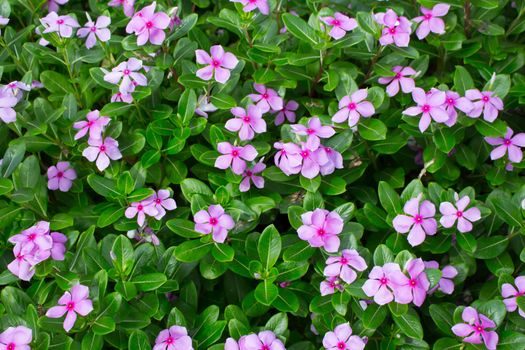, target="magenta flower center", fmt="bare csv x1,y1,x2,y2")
7,343,15,350
90,26,97,32
243,115,251,123
337,341,346,349
306,128,316,135
447,98,455,105
482,95,490,102
516,291,524,297
66,301,75,310
165,336,174,344
28,233,36,241
155,198,162,204
424,13,432,20
245,170,253,176
380,277,388,285
340,257,348,265
475,325,483,333
231,150,239,157
123,69,130,75
325,147,332,153
249,0,257,3
262,93,269,99
209,217,218,226
57,171,64,178
146,21,154,28
137,204,144,211
421,104,431,113
87,120,93,126
388,27,396,34
348,102,357,110
212,59,221,68
395,72,402,79
503,138,512,146
456,210,463,217
300,150,309,158
99,145,106,152
8,83,16,88
329,281,336,288
317,228,326,236
16,254,24,261
409,279,417,287
332,20,341,27
413,214,423,224
57,19,64,24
